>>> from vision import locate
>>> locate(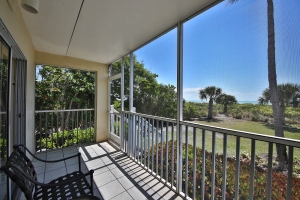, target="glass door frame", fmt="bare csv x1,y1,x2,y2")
108,73,122,145
0,18,27,200
0,32,12,200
